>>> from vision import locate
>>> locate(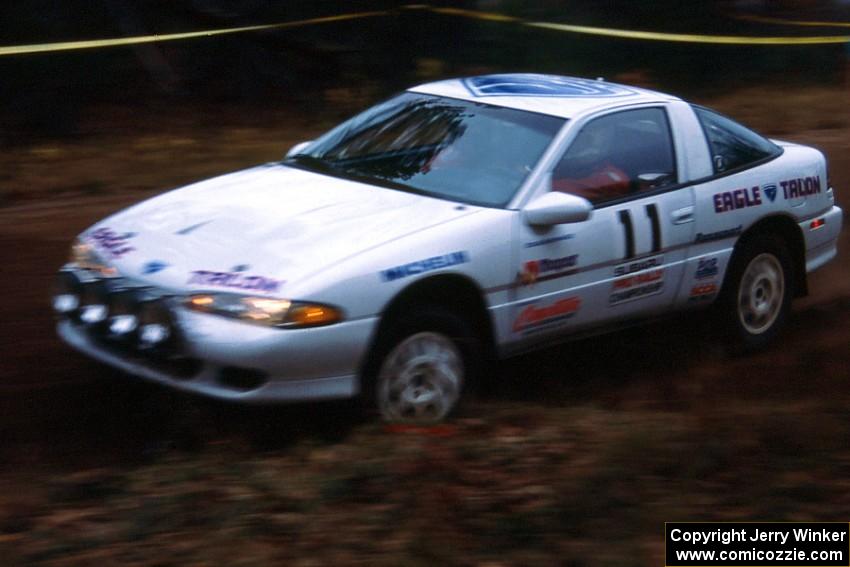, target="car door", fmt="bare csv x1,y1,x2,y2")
510,105,694,346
